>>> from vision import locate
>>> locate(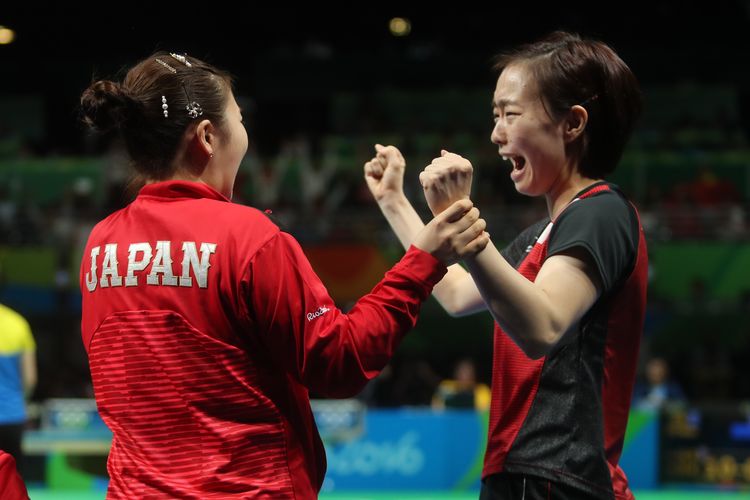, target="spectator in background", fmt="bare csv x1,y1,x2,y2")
296,137,345,214
687,165,740,207
0,301,37,476
246,150,290,210
432,358,490,411
633,356,685,410
362,357,442,408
